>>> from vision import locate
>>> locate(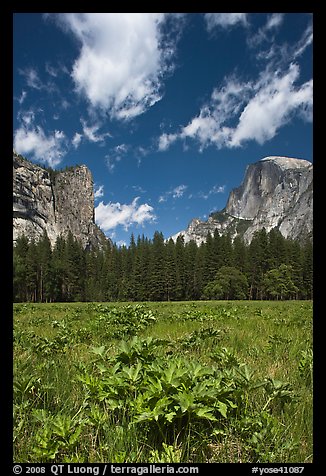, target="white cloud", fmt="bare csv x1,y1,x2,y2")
81,119,111,143
54,13,179,120
172,184,187,198
14,125,67,167
116,240,127,248
72,132,82,149
158,132,178,151
104,144,129,173
204,13,248,31
94,184,104,199
105,155,121,173
229,64,313,147
293,23,313,59
158,62,312,151
159,184,187,202
16,90,27,105
265,13,284,30
18,109,36,126
247,13,284,49
19,67,44,89
95,197,156,232
198,184,226,200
